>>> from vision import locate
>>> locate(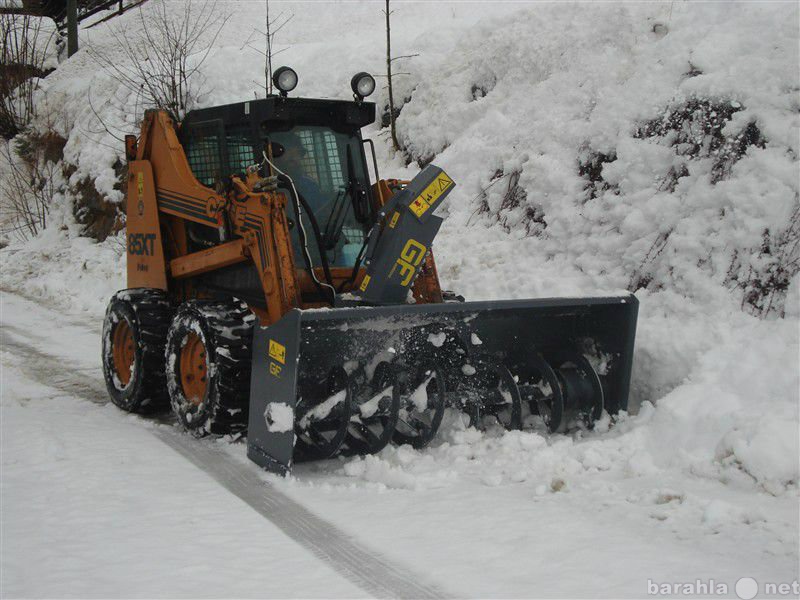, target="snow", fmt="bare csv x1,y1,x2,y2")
298,389,346,430
265,401,294,433
358,385,392,420
426,331,446,347
2,289,799,596
1,0,799,596
0,293,366,599
407,372,433,412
